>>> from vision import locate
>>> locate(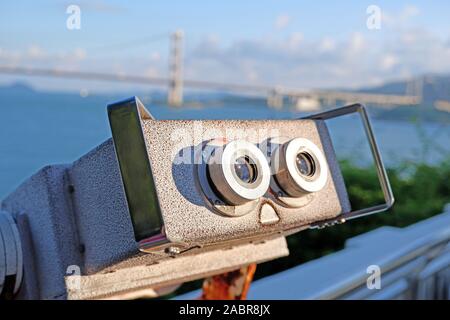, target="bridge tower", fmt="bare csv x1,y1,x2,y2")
168,30,184,107
406,76,424,104
267,87,283,109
